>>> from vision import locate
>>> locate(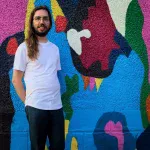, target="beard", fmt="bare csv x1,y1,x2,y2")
32,24,50,37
